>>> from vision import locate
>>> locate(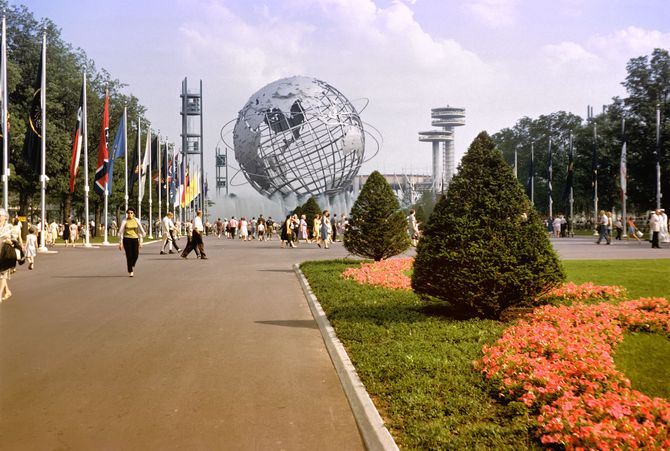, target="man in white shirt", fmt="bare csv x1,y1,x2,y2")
595,210,610,245
181,210,207,259
649,209,662,249
160,212,180,254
